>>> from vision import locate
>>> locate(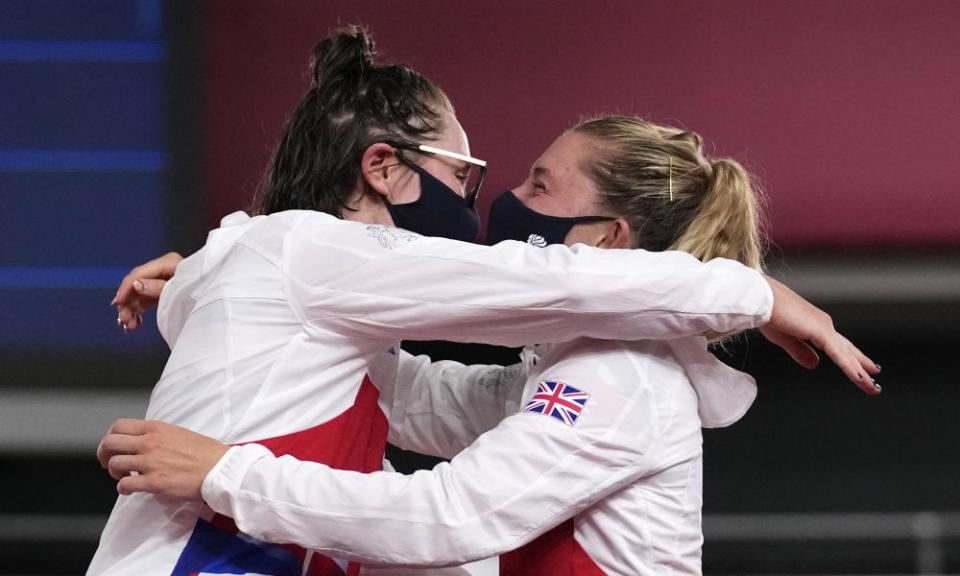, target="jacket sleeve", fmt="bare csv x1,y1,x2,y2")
281,216,773,347
201,344,670,566
157,211,267,347
156,247,205,347
386,351,527,459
